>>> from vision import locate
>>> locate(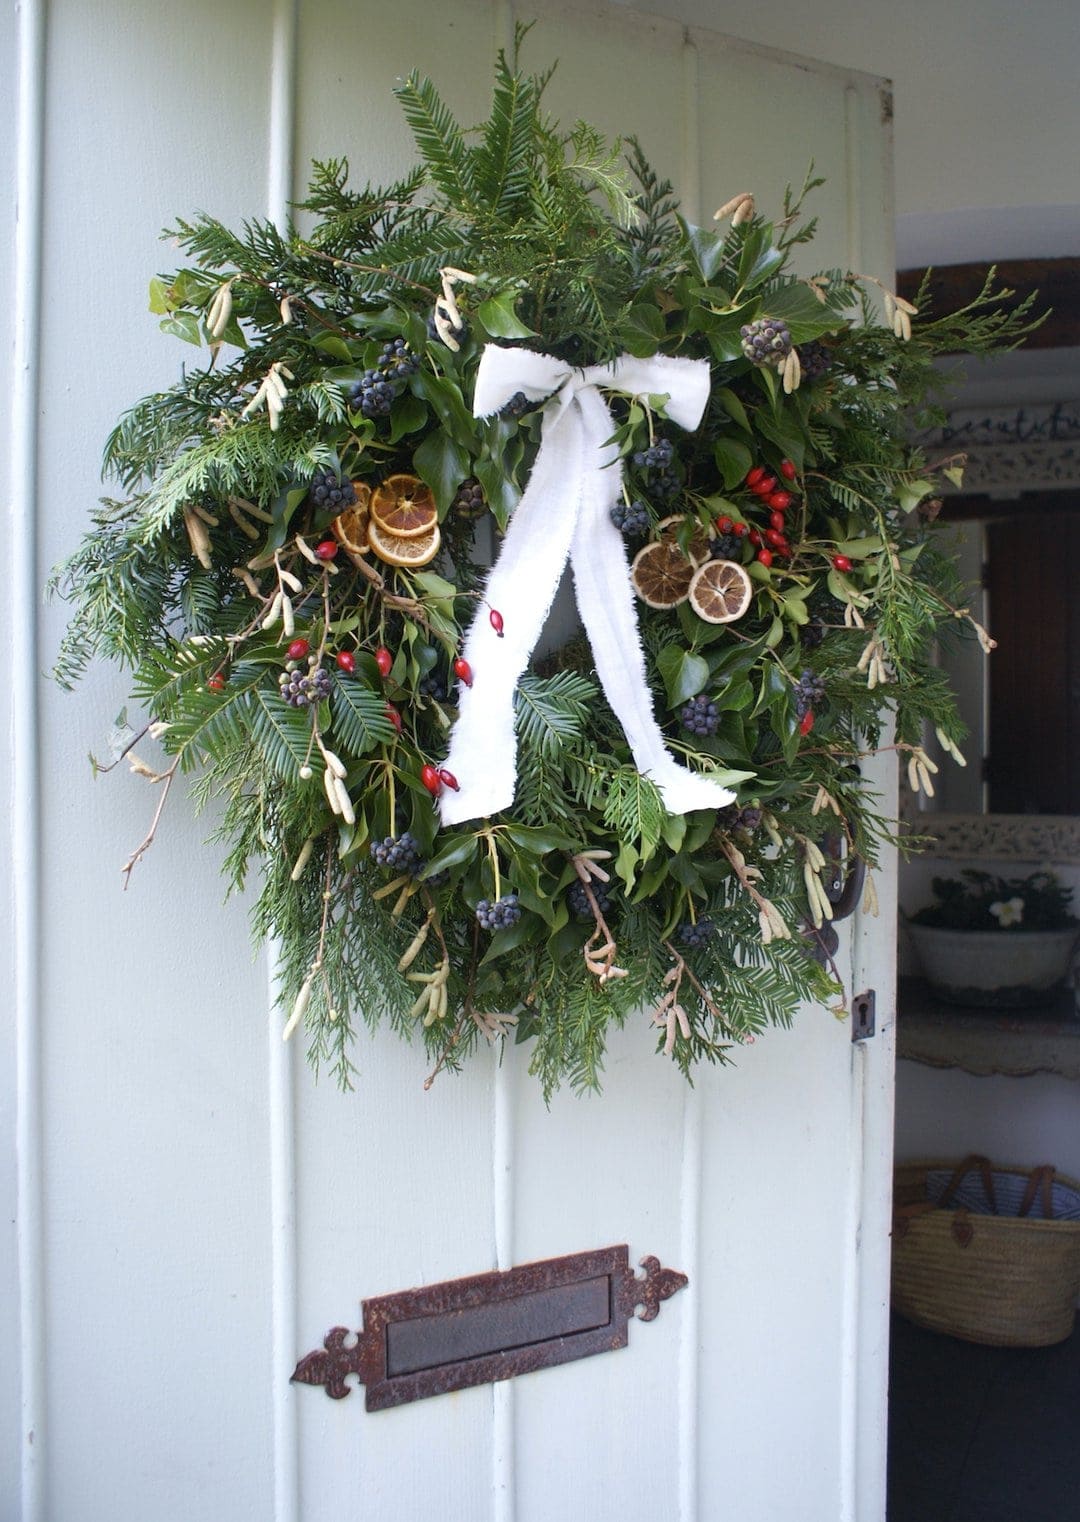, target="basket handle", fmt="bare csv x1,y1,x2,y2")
1018,1163,1057,1220
938,1154,997,1214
